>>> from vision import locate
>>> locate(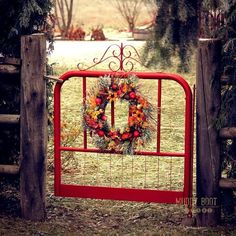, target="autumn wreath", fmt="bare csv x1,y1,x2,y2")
83,75,154,154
